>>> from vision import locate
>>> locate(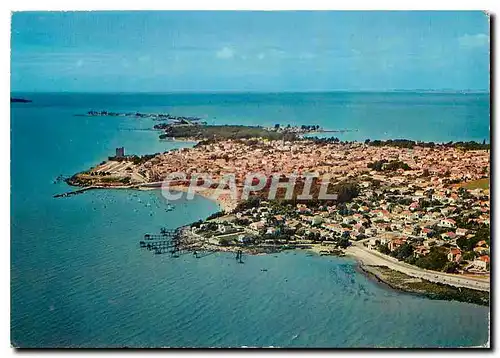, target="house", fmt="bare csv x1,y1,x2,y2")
367,238,380,250
421,227,434,237
473,256,490,270
440,218,456,228
455,228,468,236
266,227,280,235
409,202,420,211
423,239,436,248
474,246,490,255
353,223,365,233
403,226,414,236
388,238,405,252
323,223,342,234
217,224,229,233
447,248,462,263
274,215,285,224
296,204,311,214
249,221,265,231
441,231,457,240
414,246,430,258
476,240,489,248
